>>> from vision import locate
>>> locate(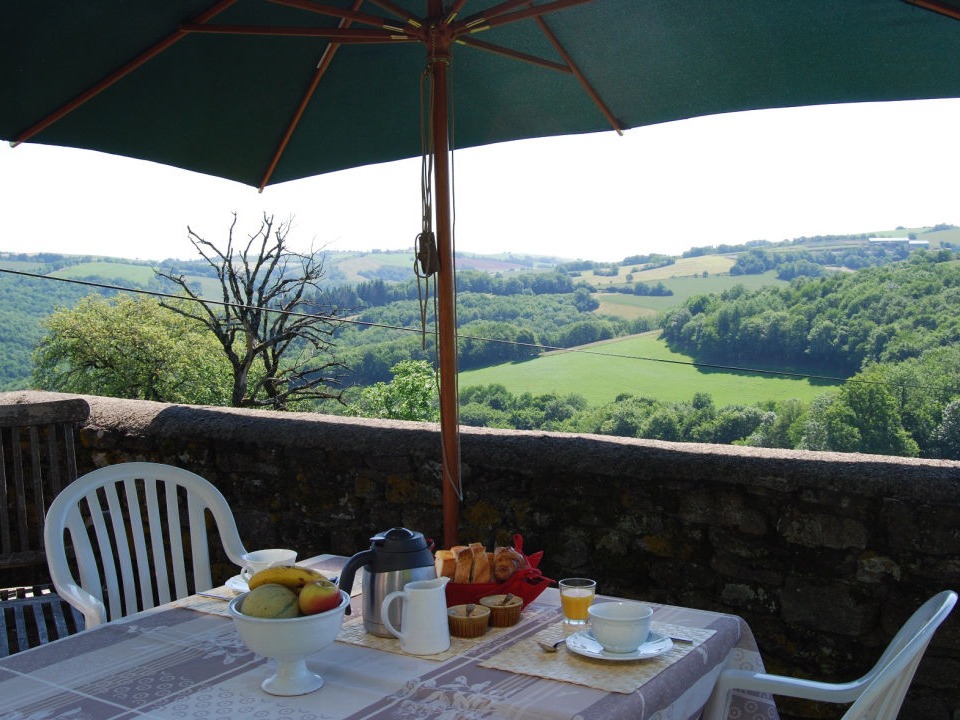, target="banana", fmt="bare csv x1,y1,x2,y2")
247,565,328,592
